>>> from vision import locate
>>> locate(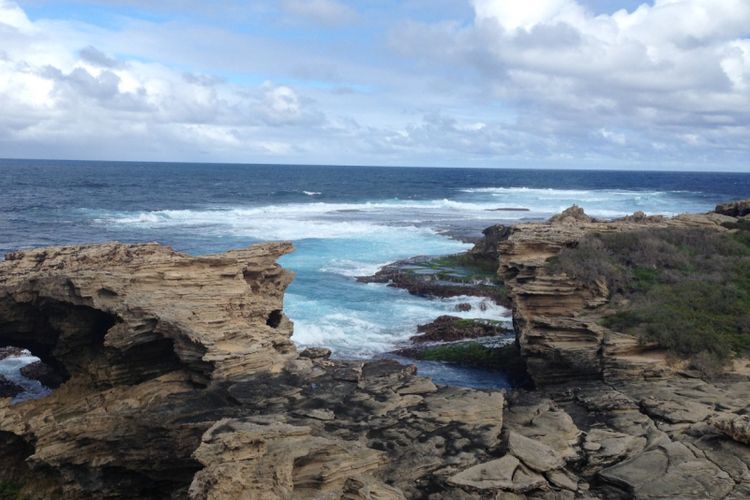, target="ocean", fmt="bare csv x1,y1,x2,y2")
2,159,749,388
